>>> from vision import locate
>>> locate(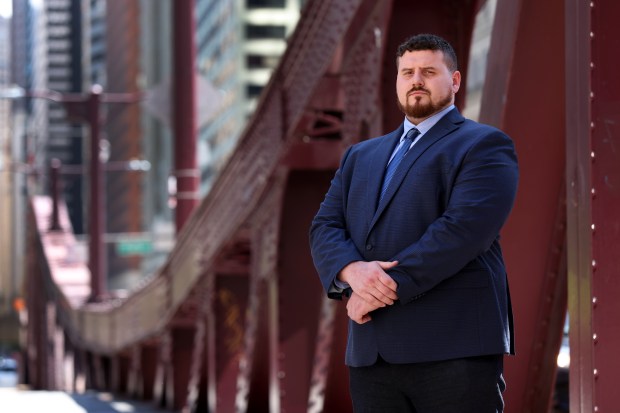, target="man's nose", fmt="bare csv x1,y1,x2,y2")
411,71,424,86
